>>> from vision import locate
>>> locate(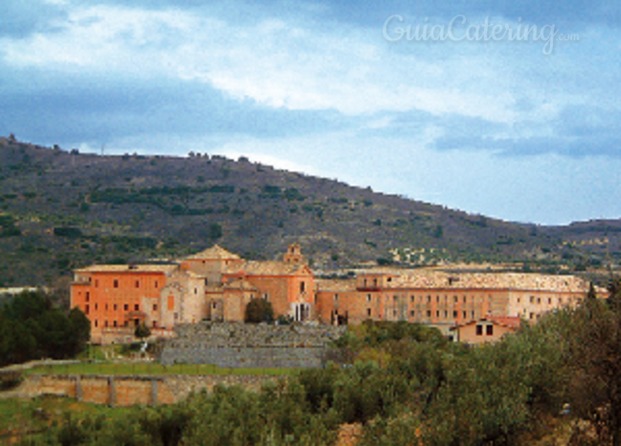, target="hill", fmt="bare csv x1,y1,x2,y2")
0,136,617,287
